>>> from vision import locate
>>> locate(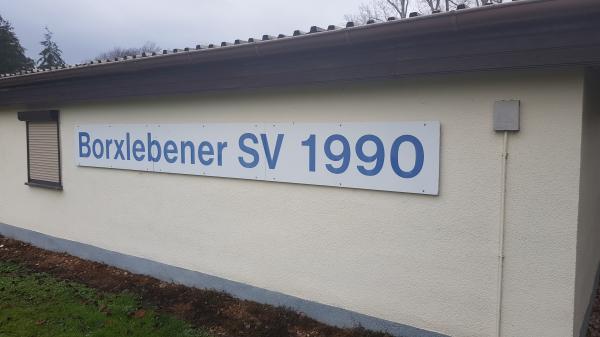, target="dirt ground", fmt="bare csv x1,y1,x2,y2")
0,236,393,337
587,281,600,337
9,234,600,337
